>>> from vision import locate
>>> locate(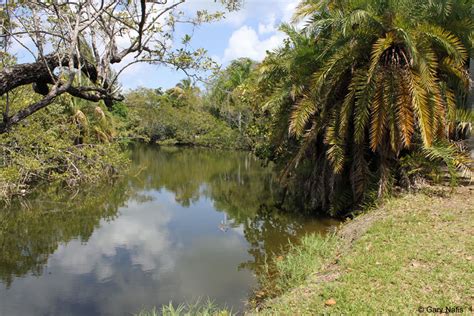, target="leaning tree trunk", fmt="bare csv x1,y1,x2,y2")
0,54,98,97
0,54,117,133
